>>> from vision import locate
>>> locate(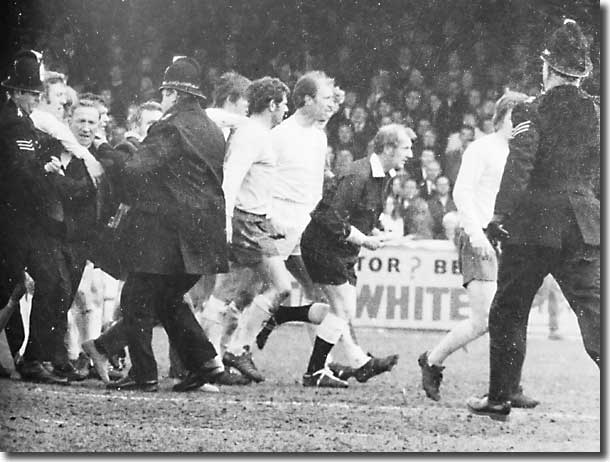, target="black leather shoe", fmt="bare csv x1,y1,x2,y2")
510,386,540,408
172,366,222,392
106,376,158,392
467,396,511,421
354,354,399,383
211,369,251,386
54,362,89,382
18,361,69,385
